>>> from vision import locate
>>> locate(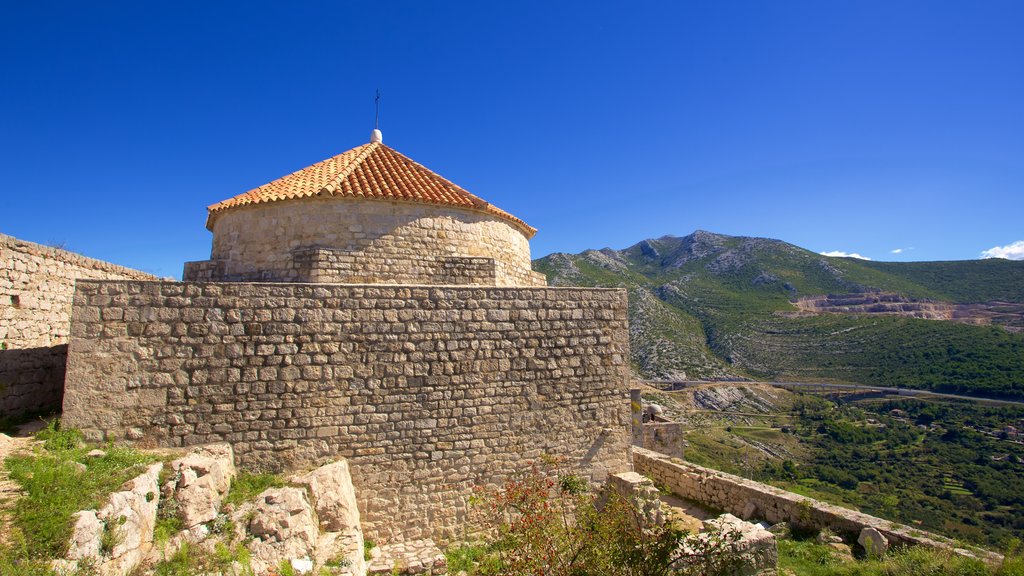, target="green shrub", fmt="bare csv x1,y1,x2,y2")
455,456,743,575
